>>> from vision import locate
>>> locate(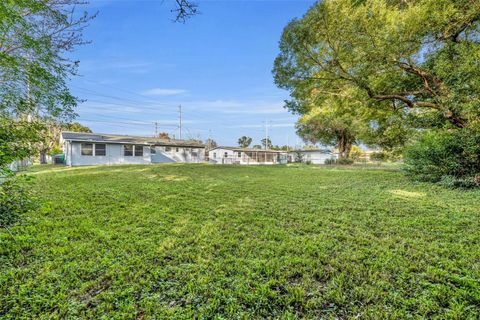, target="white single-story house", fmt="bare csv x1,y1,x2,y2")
208,147,288,165
61,132,205,166
288,149,337,164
